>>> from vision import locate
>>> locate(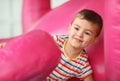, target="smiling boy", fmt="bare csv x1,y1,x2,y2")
45,9,103,81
